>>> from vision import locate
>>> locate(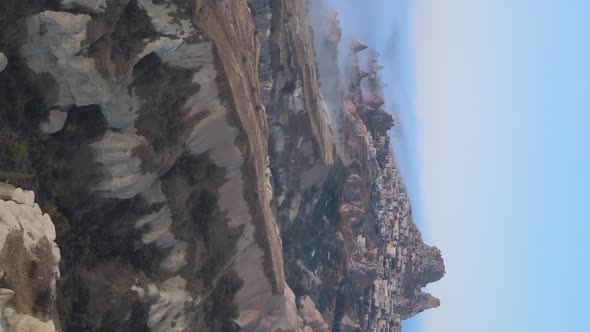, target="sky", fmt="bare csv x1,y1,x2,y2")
329,1,590,331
